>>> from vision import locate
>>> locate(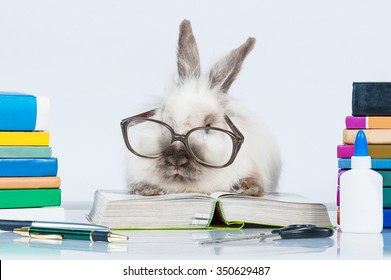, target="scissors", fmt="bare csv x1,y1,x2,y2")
198,224,334,245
